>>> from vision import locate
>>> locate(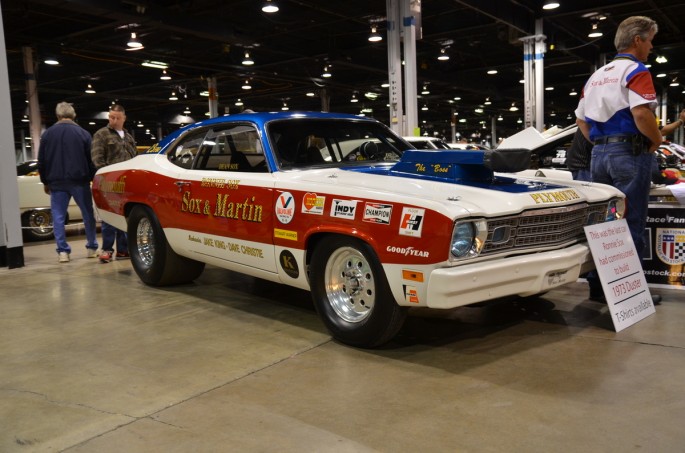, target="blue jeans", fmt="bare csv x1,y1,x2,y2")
591,142,653,259
101,221,128,253
50,184,98,254
571,168,592,182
